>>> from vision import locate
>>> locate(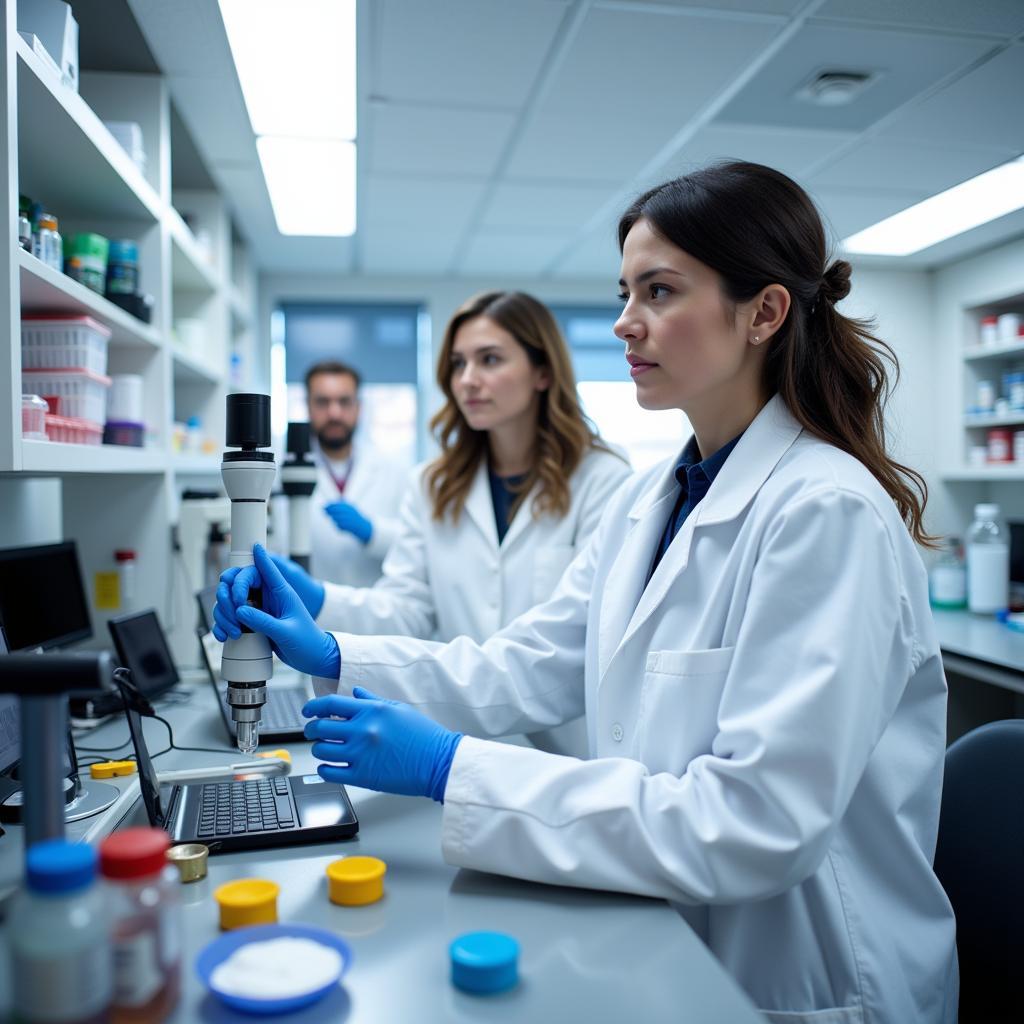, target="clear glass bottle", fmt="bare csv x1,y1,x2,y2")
929,537,967,610
32,212,63,273
8,839,112,1024
99,827,182,1024
966,503,1009,614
